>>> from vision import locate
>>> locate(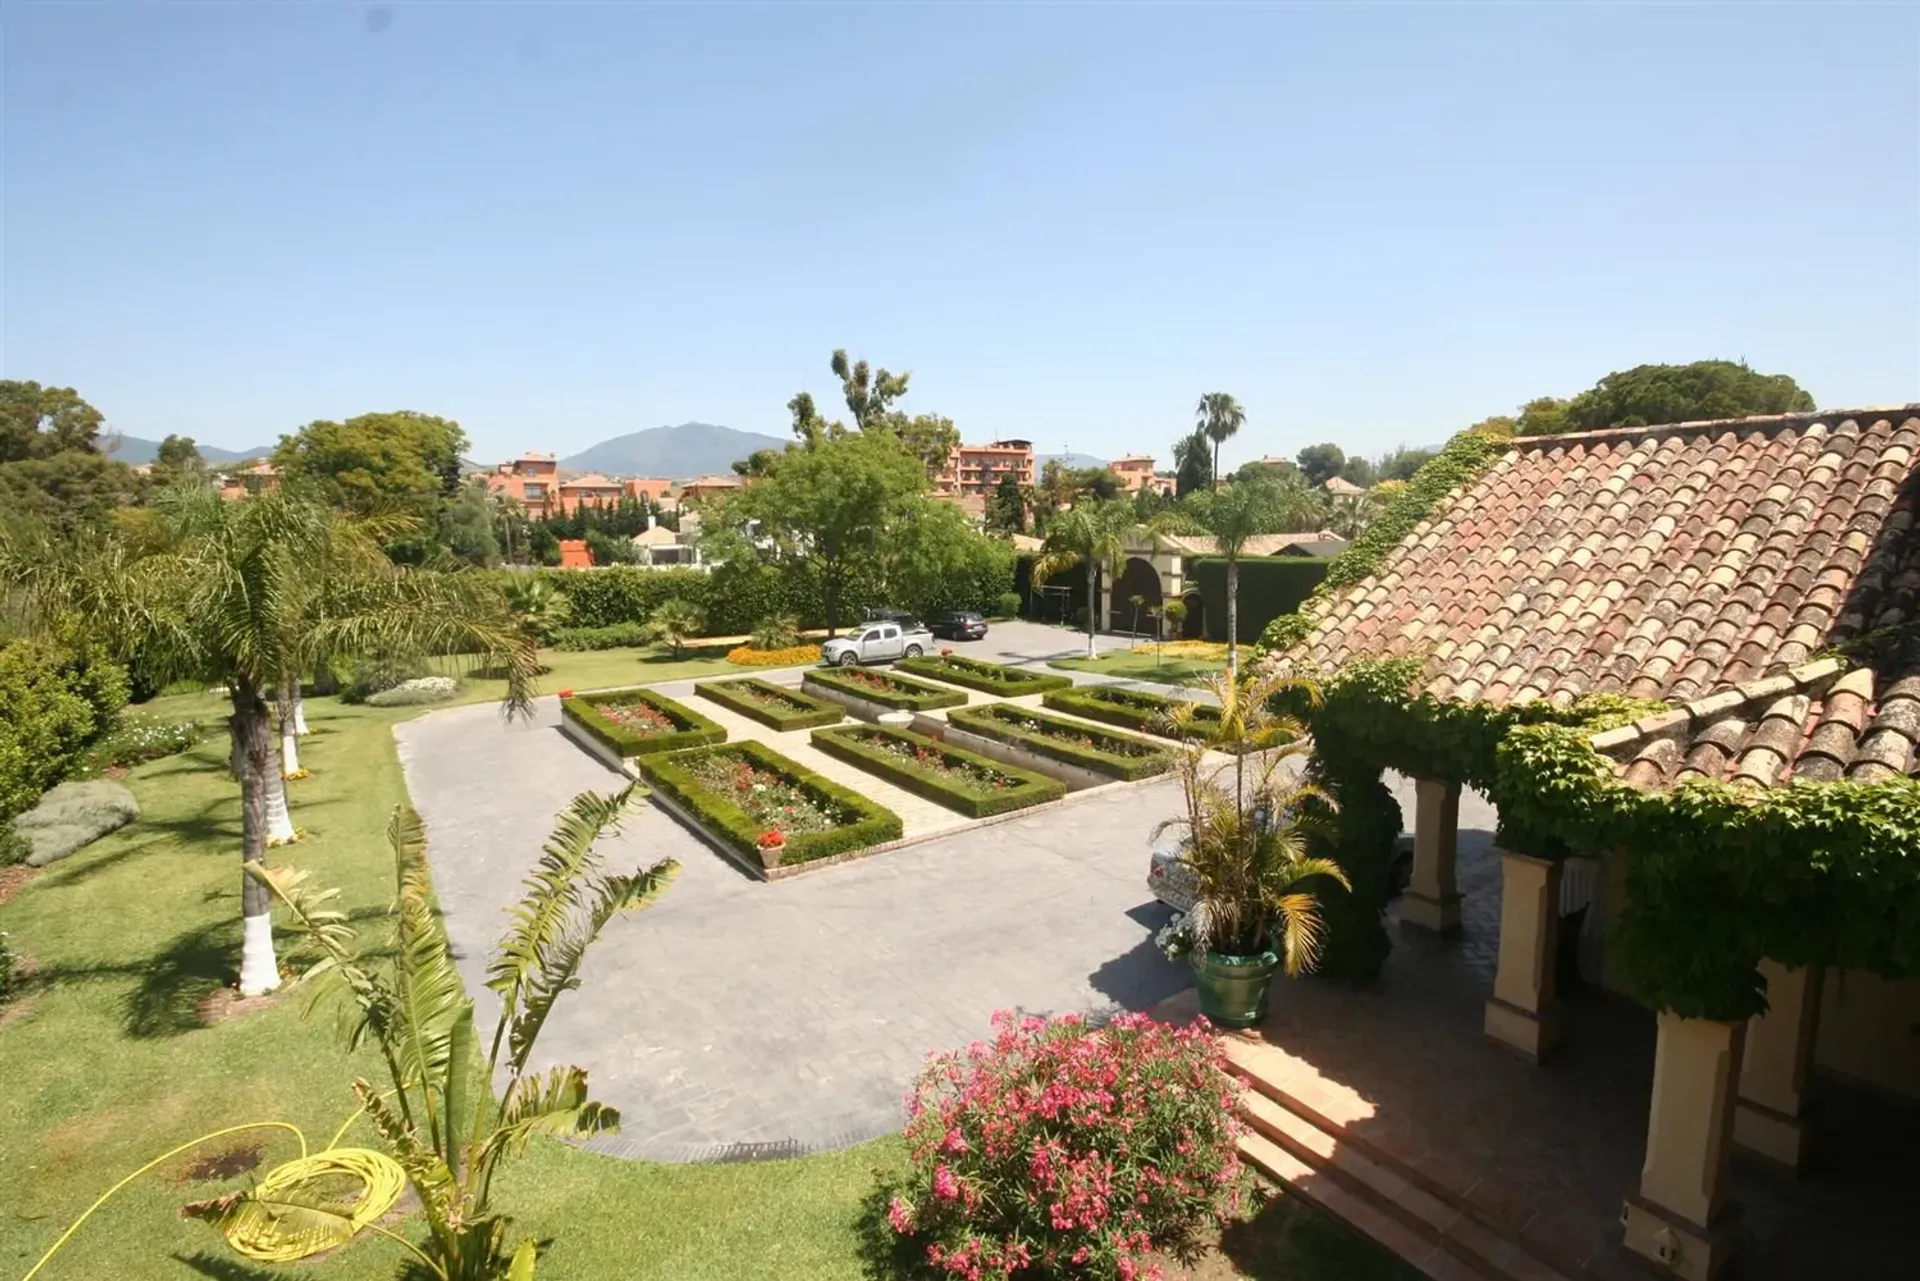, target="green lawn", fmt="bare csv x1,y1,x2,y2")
1050,648,1227,685
0,649,1406,1280
448,643,747,704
